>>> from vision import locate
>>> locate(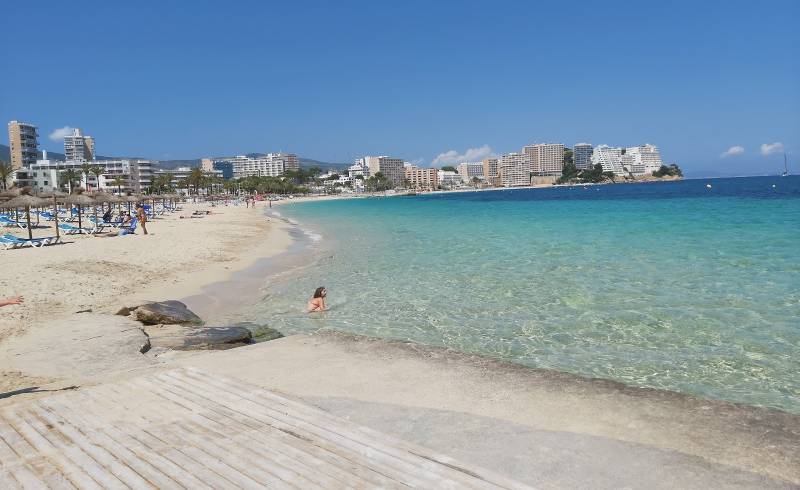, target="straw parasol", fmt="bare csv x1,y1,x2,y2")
121,194,143,213
61,192,95,231
39,190,68,239
1,194,49,241
0,187,28,222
